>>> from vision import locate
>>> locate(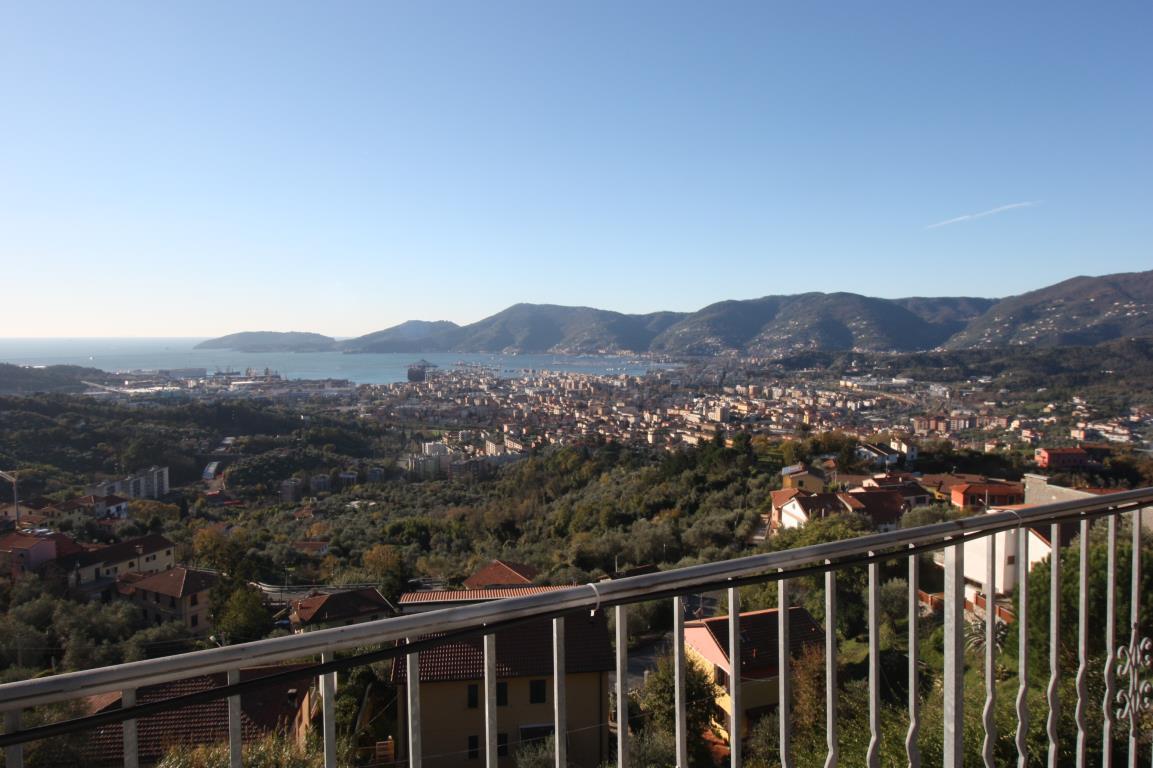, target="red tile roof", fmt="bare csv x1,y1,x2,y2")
391,614,614,683
462,559,539,589
398,586,567,604
84,665,314,765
